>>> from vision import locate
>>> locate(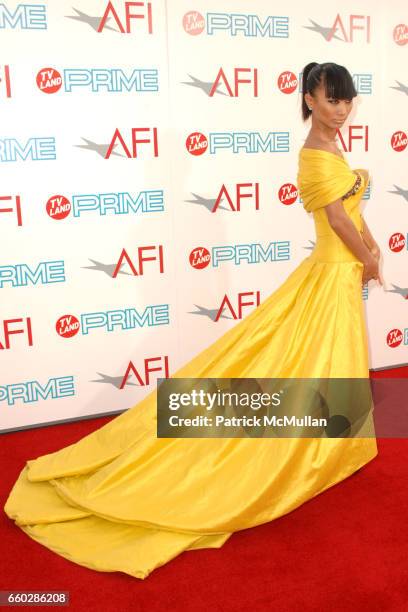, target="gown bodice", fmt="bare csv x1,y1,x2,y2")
297,148,370,263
